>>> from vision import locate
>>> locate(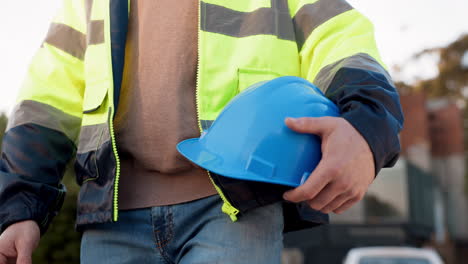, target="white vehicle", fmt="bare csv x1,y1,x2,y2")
343,247,444,264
